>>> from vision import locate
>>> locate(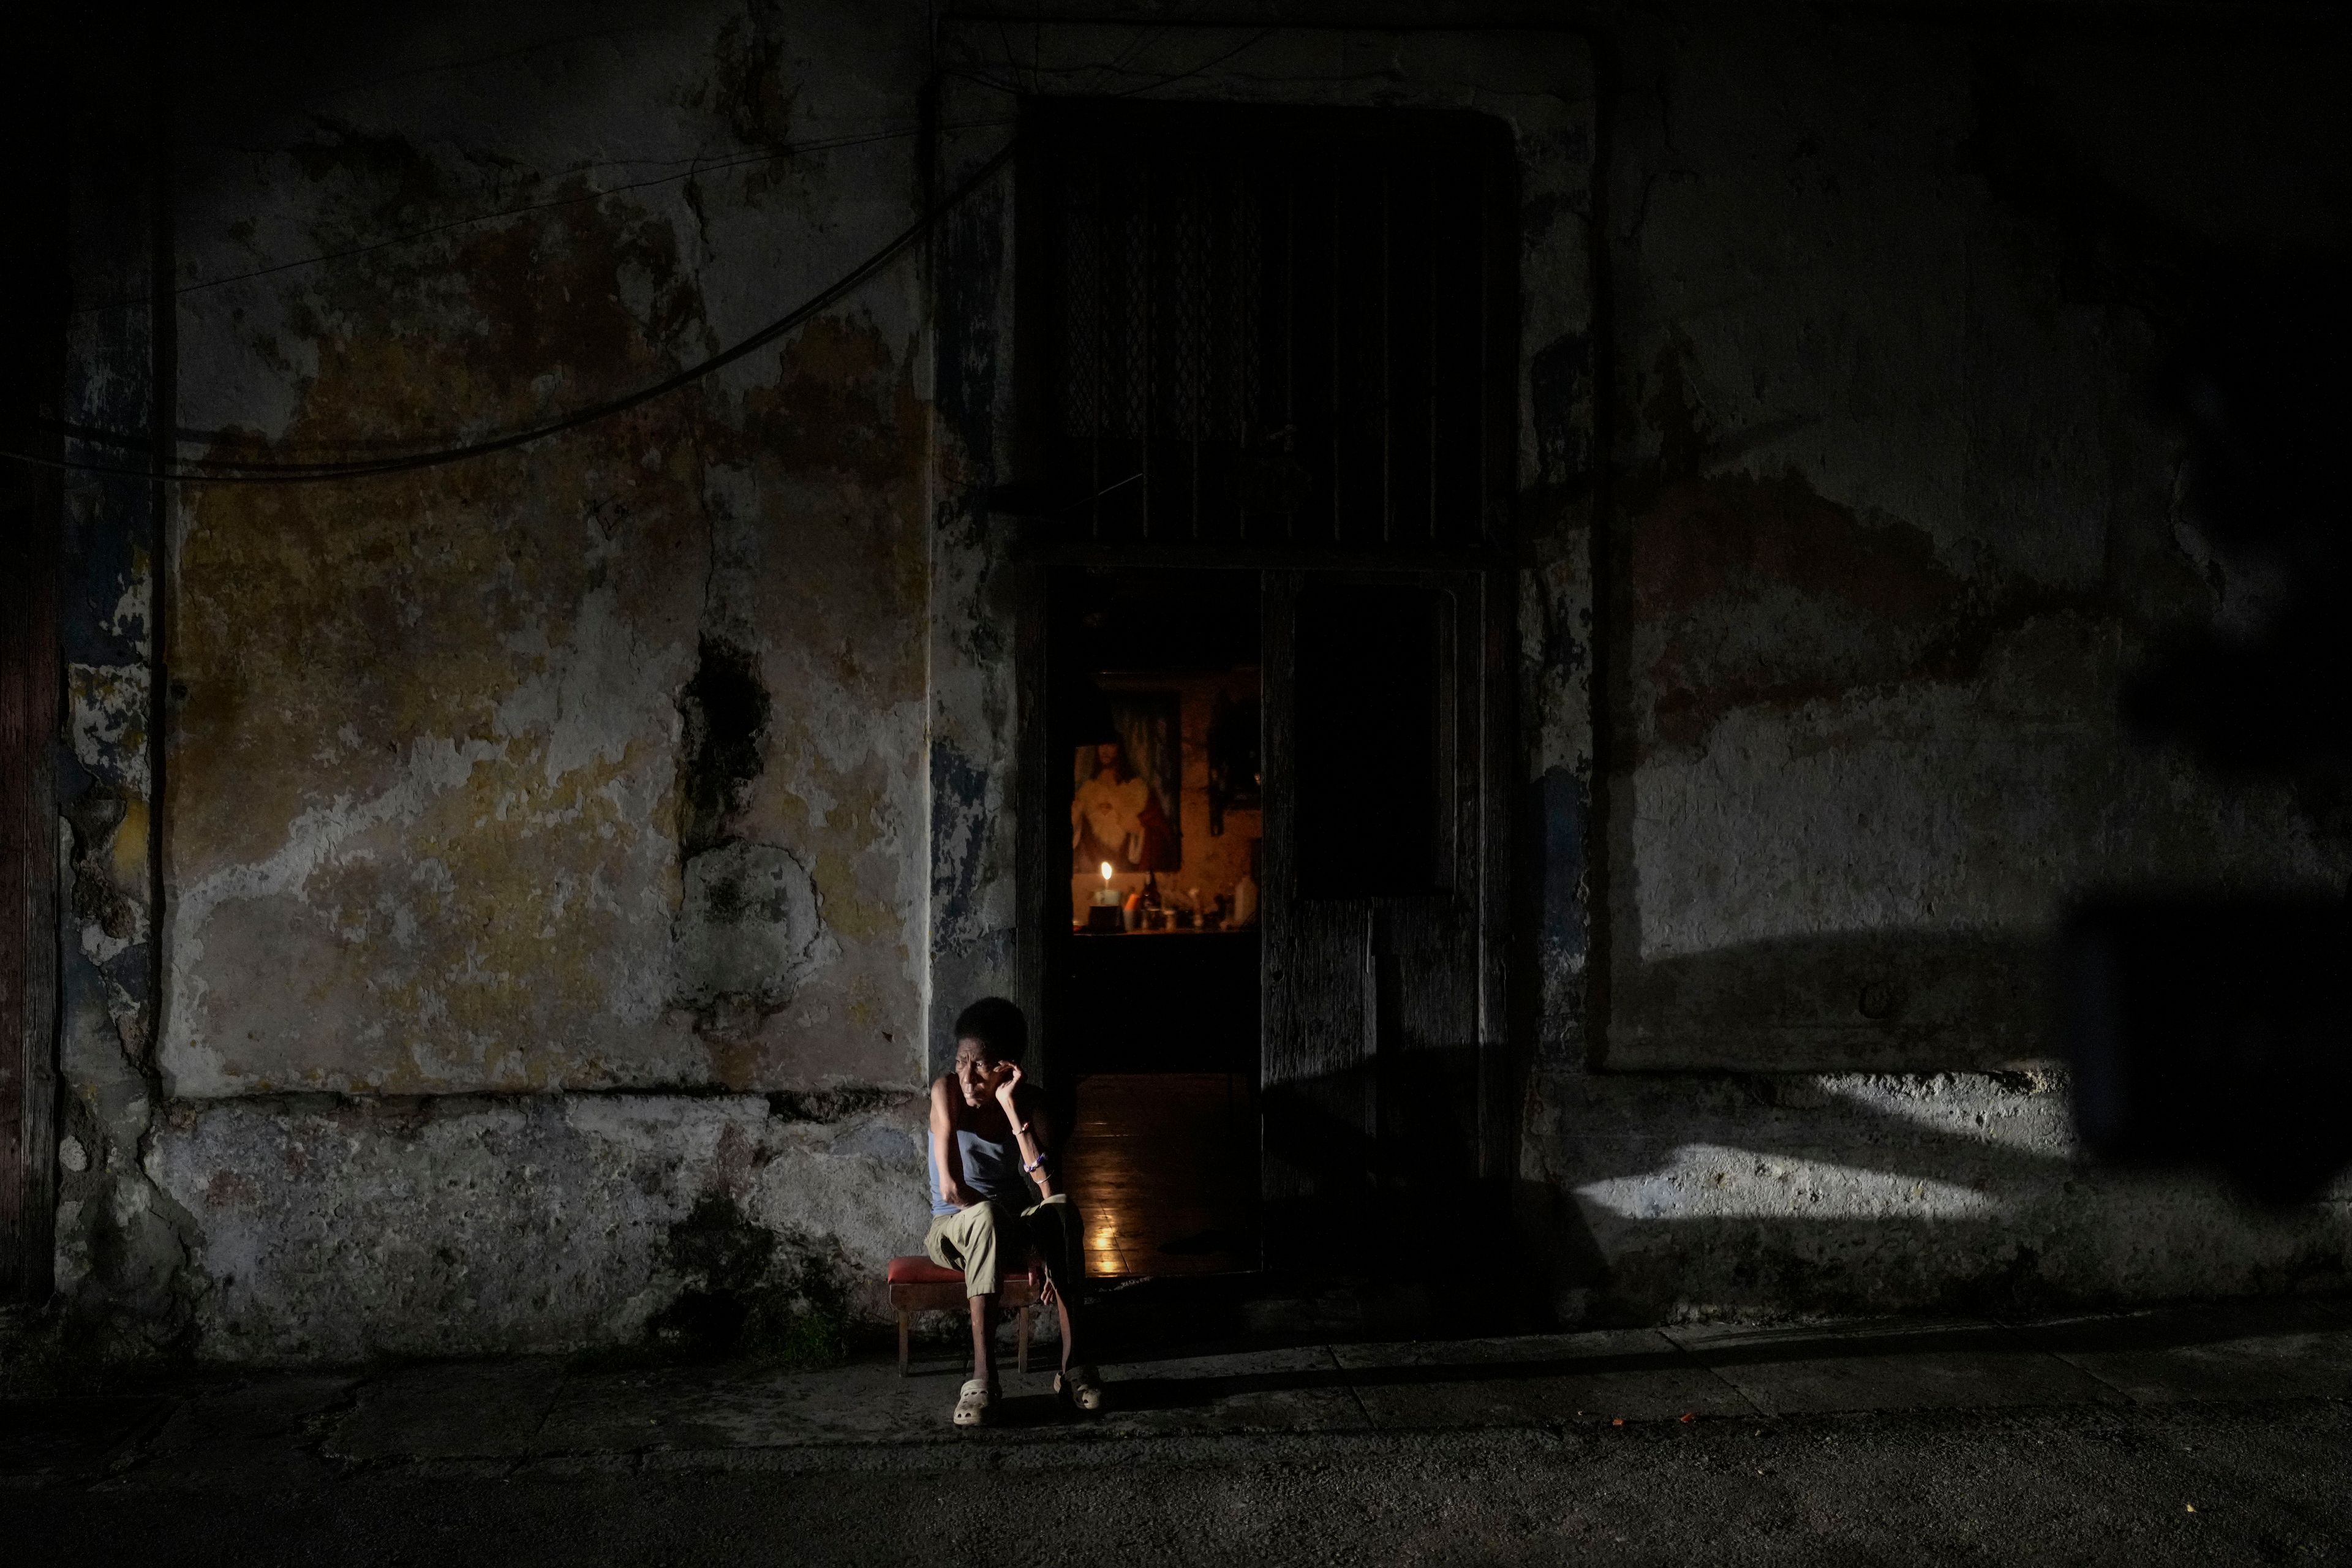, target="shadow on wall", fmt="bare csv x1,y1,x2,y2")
1531,1071,2352,1325
1260,1058,2350,1330
1606,928,2054,1071
1259,1048,1552,1336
